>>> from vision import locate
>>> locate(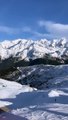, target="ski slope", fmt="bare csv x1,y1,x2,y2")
0,78,68,120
